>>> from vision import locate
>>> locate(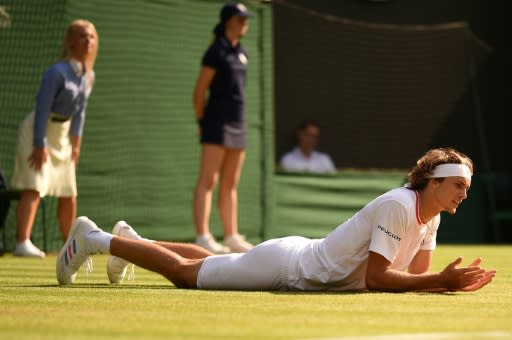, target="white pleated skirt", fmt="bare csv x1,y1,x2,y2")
10,112,77,197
